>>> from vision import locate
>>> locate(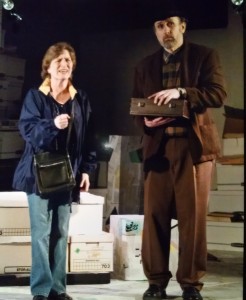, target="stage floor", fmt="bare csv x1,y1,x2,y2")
0,250,243,300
